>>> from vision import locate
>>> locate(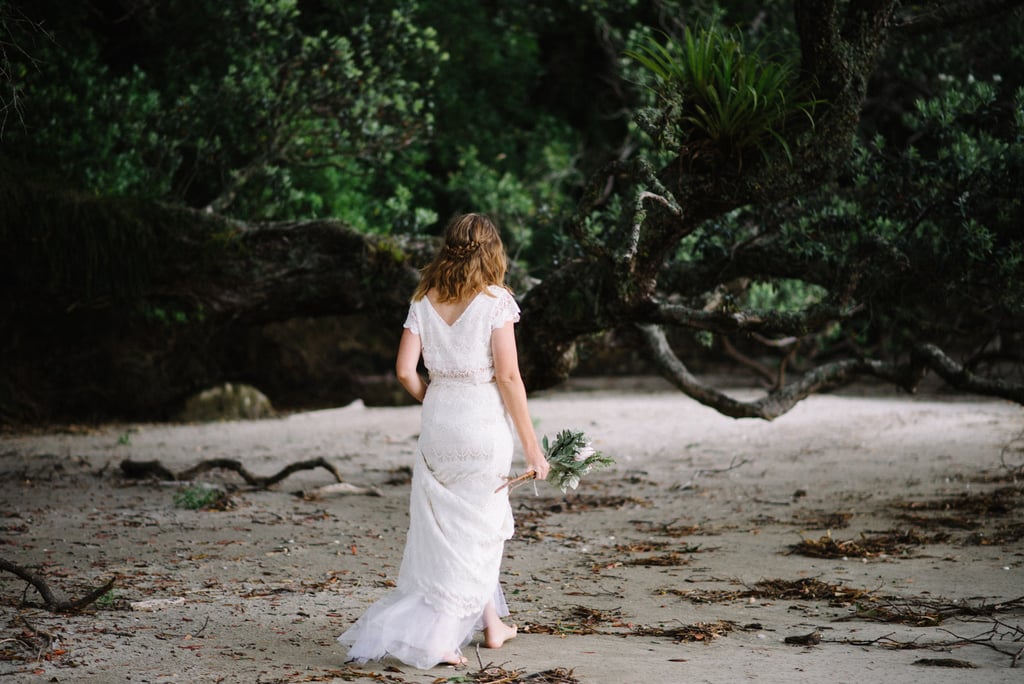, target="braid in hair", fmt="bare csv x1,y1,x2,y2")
412,213,508,302
443,241,481,259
